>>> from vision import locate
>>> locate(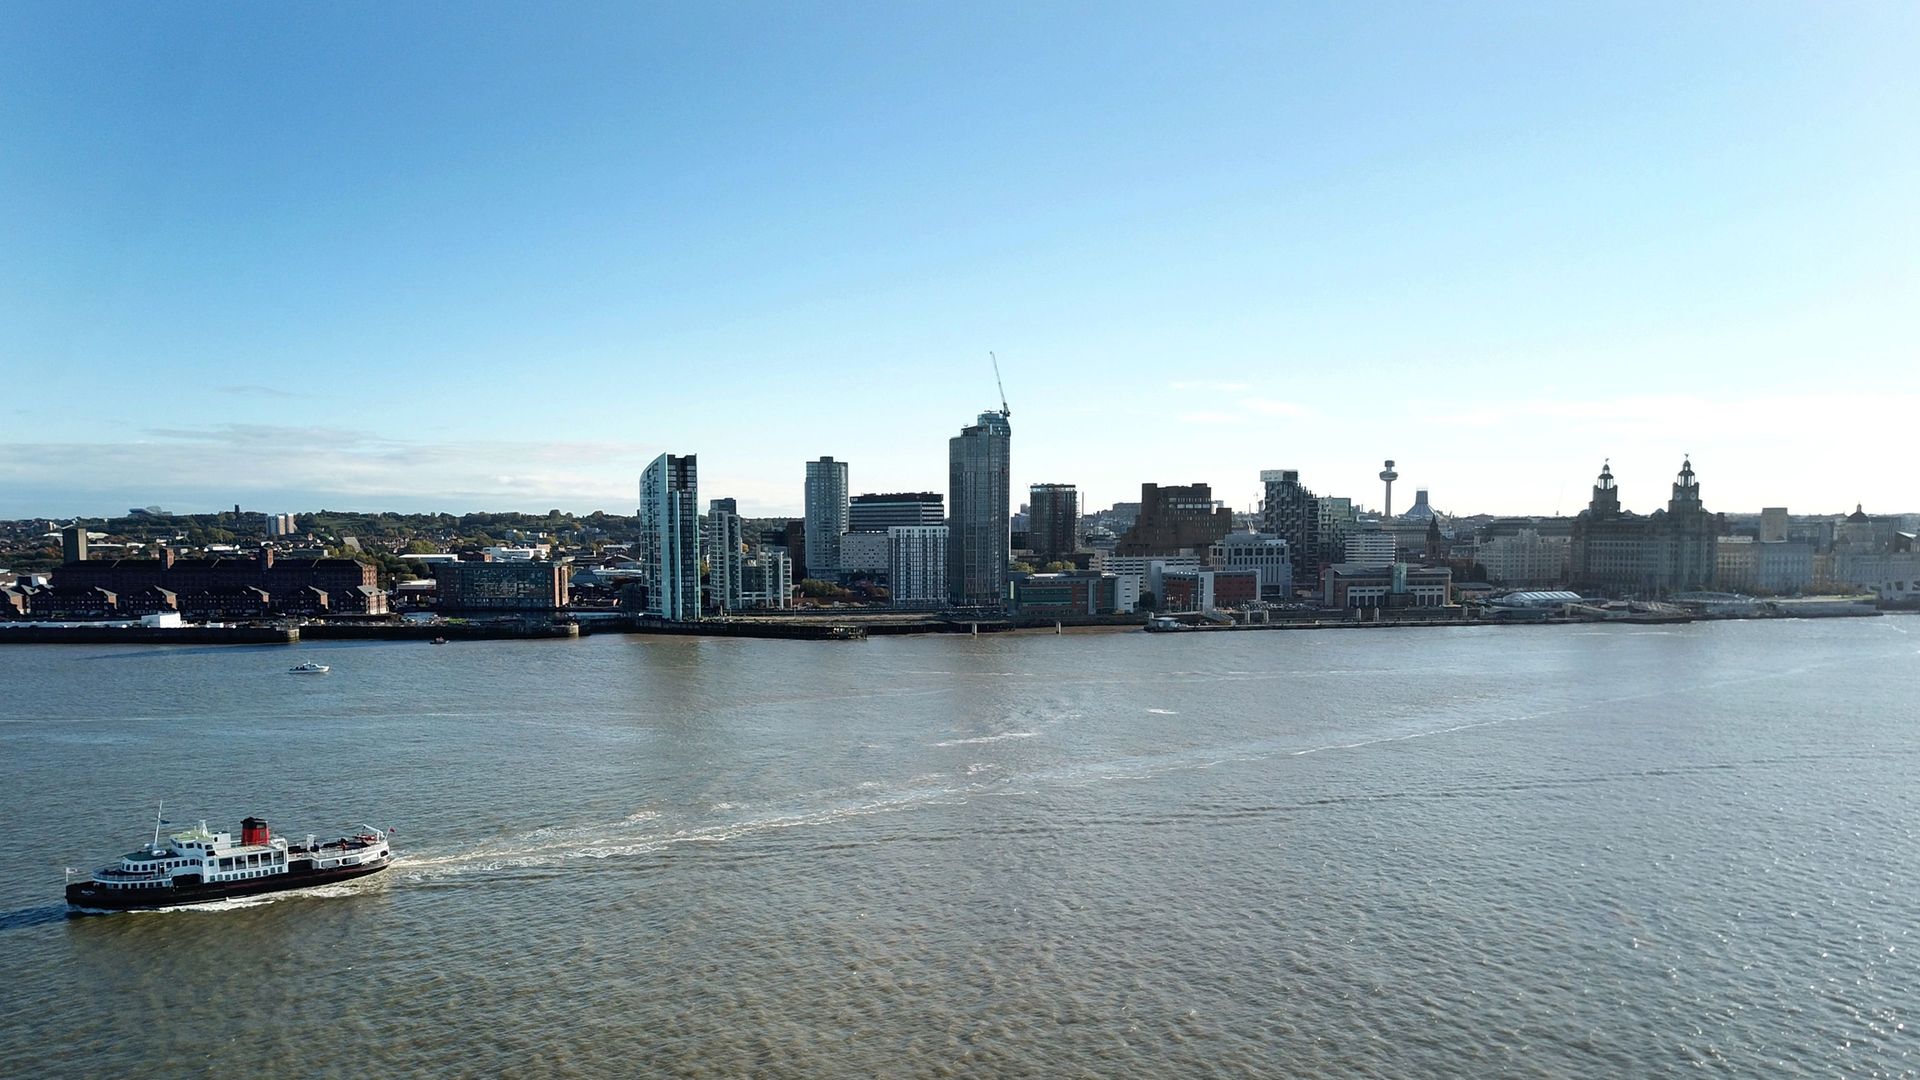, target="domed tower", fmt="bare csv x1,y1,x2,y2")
1669,456,1703,513
1589,460,1621,517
